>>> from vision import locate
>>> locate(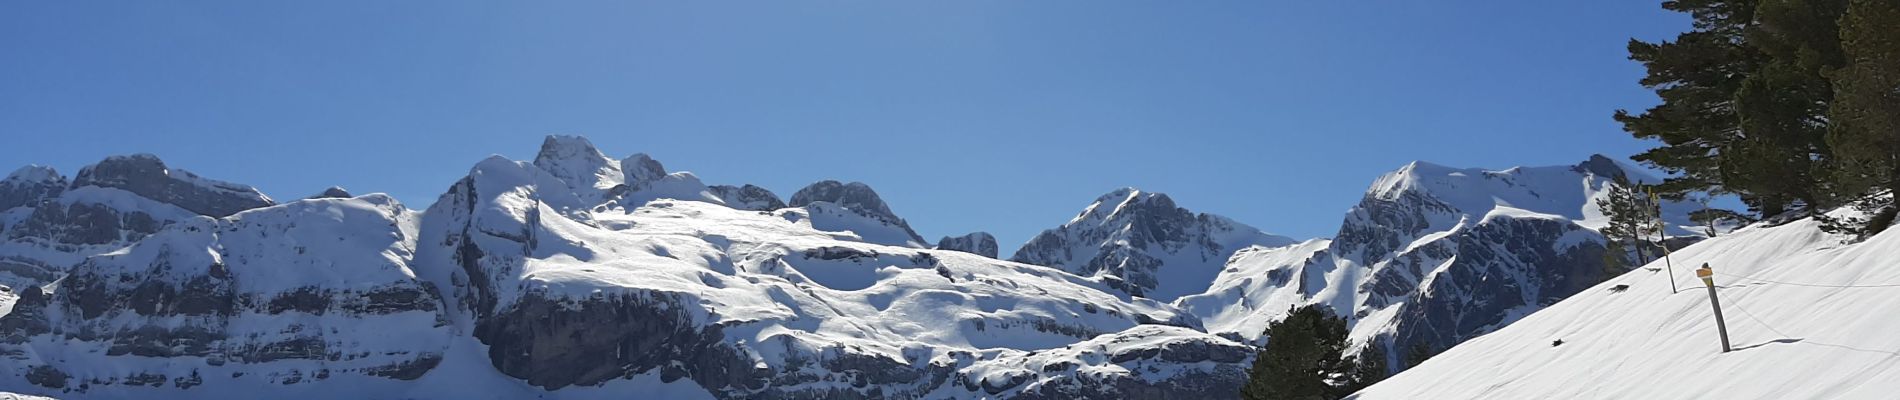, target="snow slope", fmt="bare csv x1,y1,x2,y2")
1355,210,1900,399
